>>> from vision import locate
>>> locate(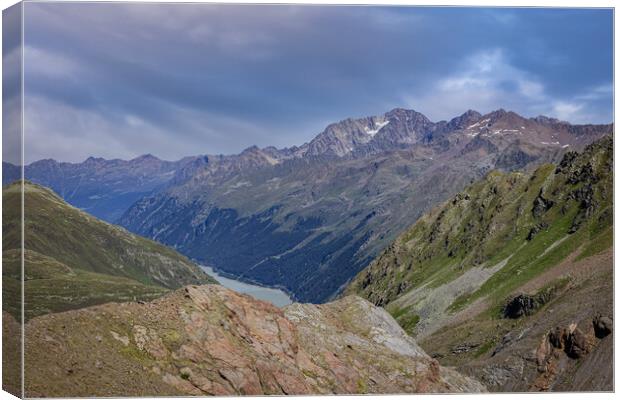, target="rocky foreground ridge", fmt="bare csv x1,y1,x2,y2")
15,284,485,397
